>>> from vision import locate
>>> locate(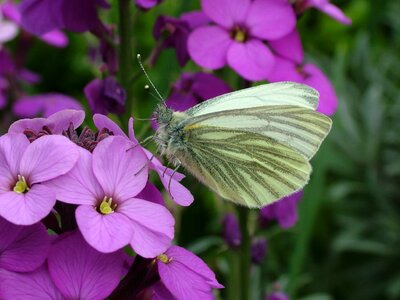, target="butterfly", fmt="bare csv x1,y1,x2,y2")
153,81,332,208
